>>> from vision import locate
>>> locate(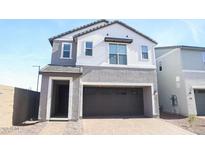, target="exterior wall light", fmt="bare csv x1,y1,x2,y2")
154,90,158,95
189,87,193,94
